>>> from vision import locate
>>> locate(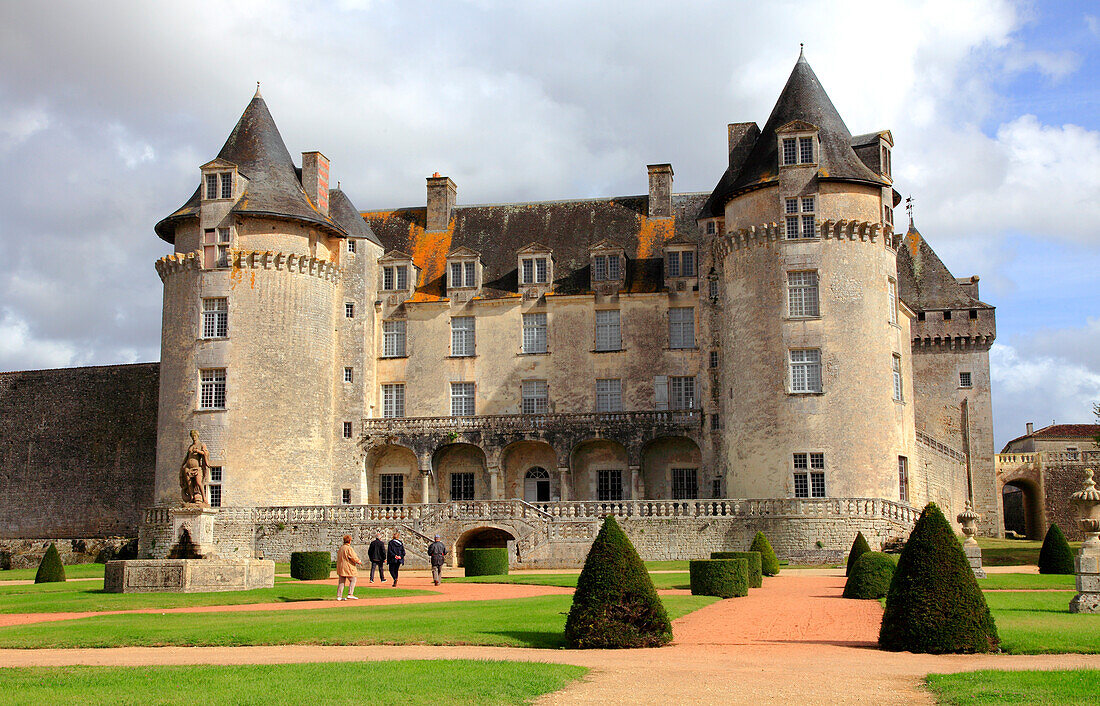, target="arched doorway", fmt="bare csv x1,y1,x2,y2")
455,526,516,567
524,467,551,502
1002,480,1042,539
